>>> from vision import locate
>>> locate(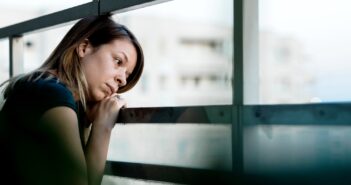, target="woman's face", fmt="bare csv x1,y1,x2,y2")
79,38,137,102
